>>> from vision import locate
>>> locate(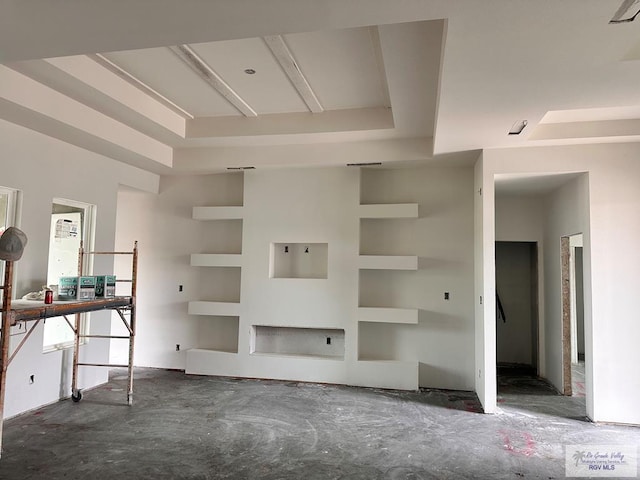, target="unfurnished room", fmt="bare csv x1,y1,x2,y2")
0,1,639,479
